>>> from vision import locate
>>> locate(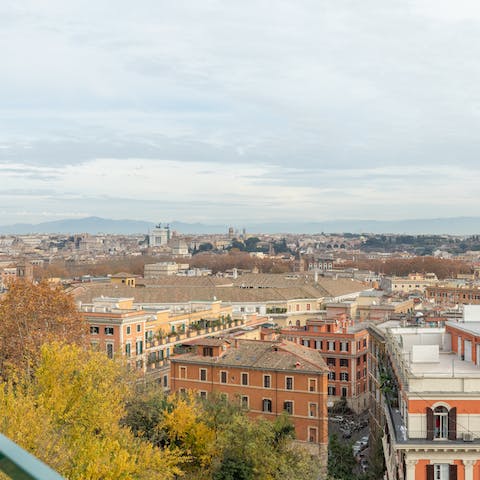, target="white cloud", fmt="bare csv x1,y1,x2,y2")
1,1,480,223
